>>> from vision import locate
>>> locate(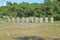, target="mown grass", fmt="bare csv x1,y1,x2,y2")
0,23,60,40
